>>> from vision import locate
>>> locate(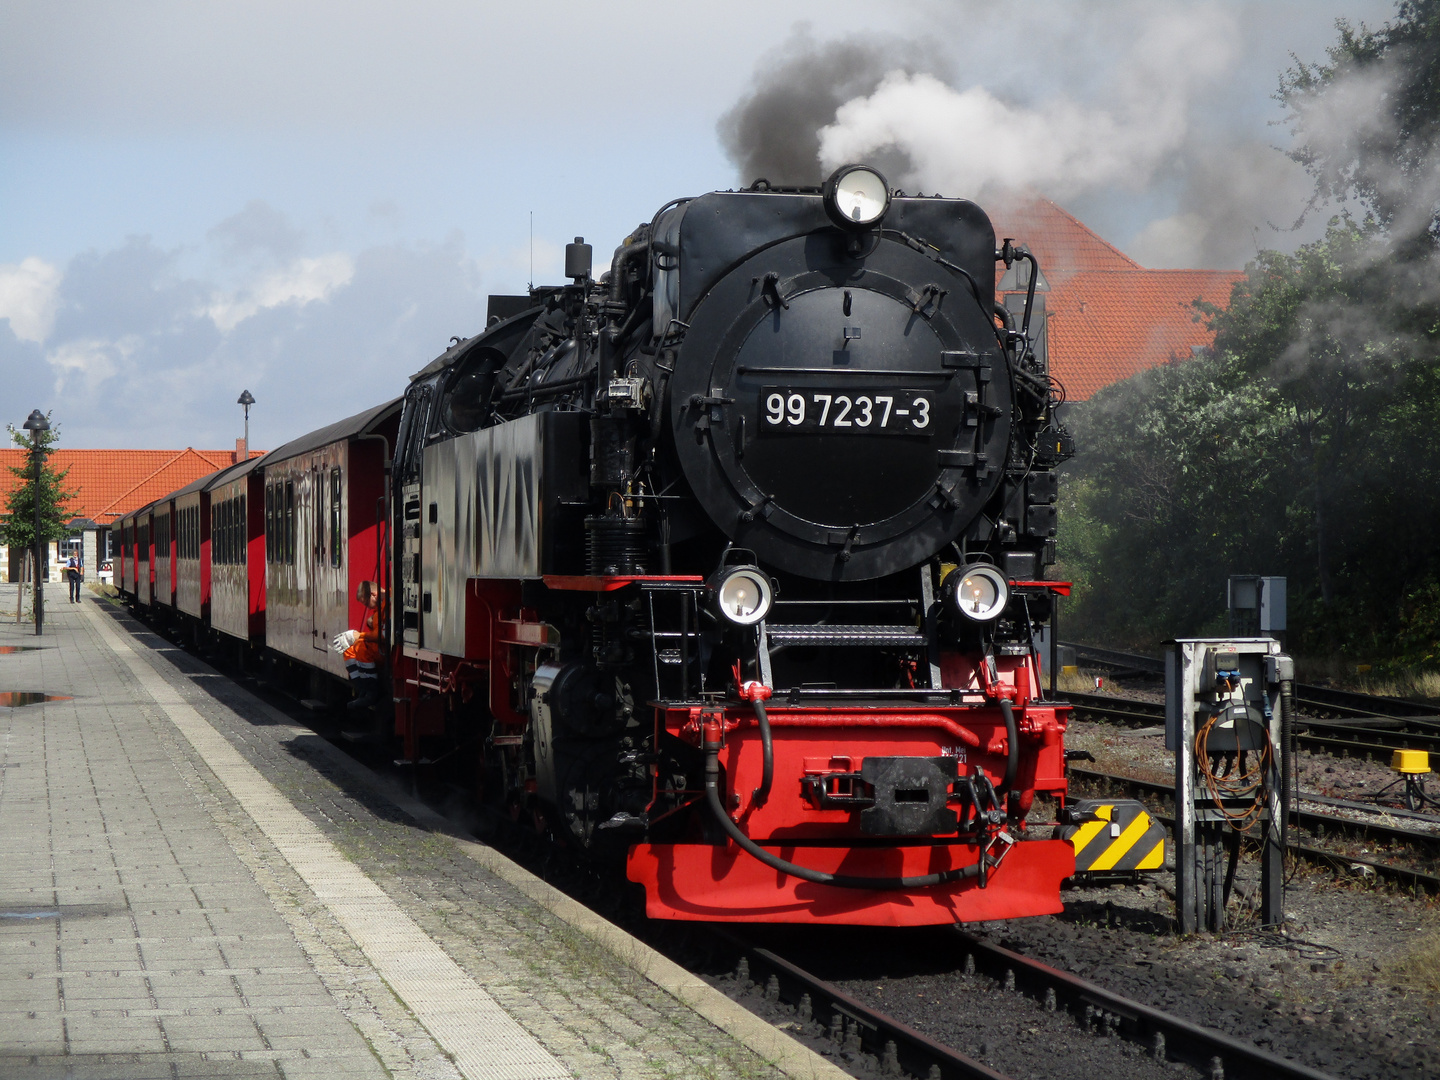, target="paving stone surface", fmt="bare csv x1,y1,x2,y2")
0,585,789,1080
